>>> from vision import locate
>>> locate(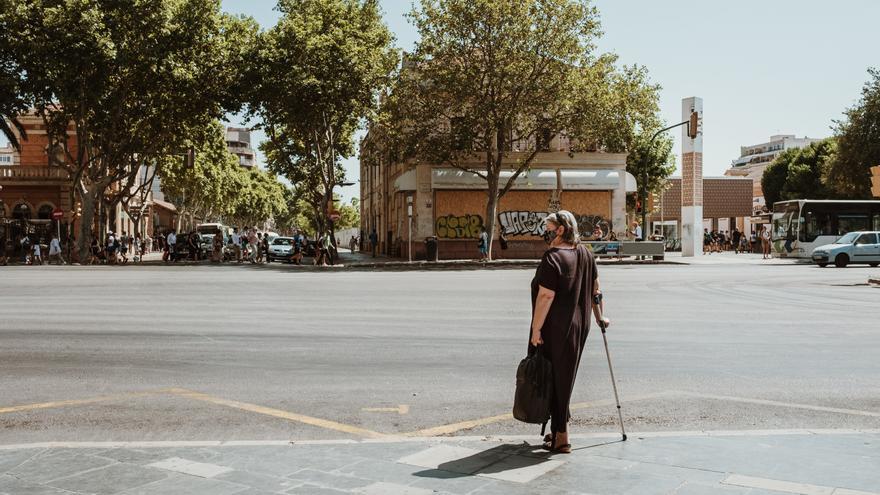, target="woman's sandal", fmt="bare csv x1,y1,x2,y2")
541,434,573,454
